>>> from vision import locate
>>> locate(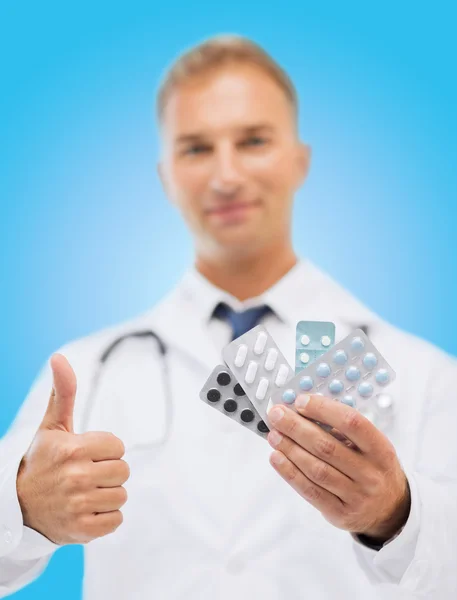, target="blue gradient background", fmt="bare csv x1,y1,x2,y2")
1,1,456,597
